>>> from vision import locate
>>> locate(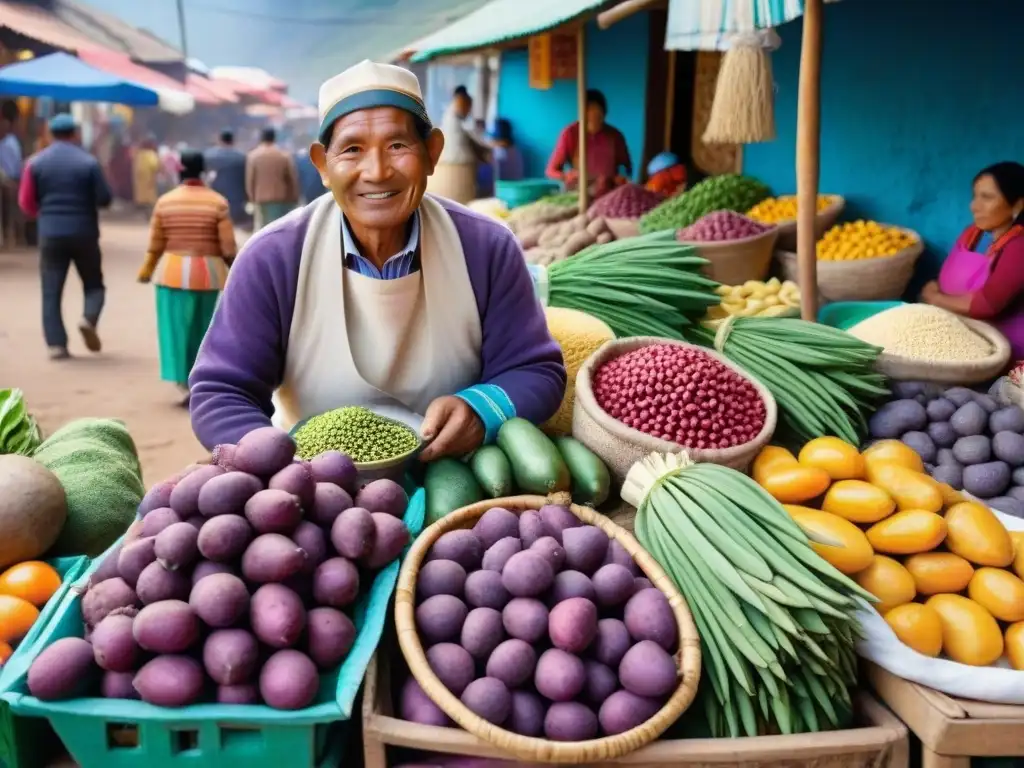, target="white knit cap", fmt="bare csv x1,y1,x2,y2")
318,59,430,143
